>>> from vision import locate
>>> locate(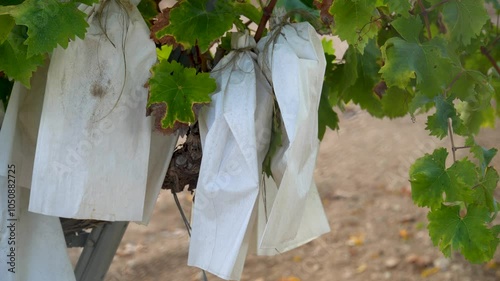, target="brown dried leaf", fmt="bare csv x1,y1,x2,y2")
150,7,178,46
313,0,334,26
